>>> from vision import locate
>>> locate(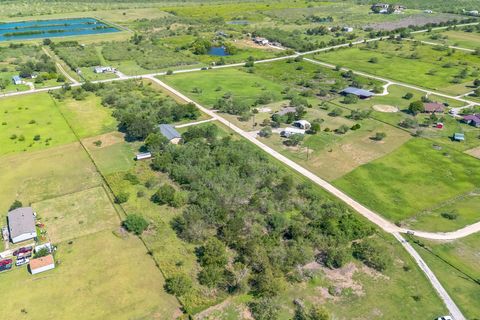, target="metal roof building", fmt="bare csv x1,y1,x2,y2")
7,207,37,243
341,87,374,99
159,124,182,144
